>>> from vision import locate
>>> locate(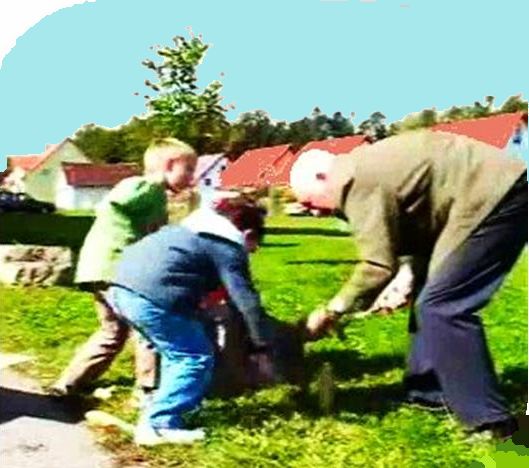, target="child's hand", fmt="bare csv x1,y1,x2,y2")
247,350,278,386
